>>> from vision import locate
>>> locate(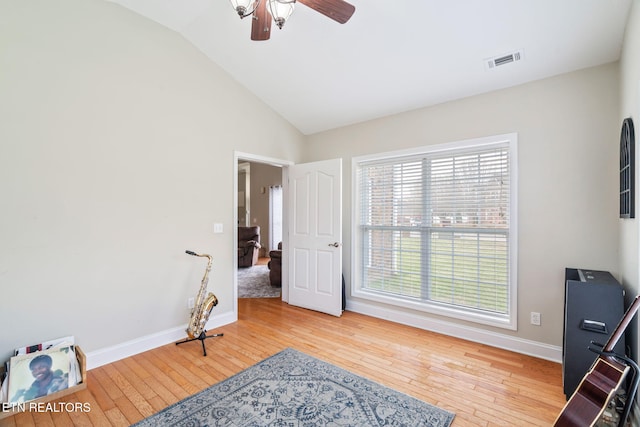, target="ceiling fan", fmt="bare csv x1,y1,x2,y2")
229,0,356,41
